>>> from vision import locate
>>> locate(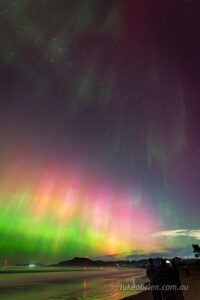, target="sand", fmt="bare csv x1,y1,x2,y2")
120,265,200,300
121,291,153,300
